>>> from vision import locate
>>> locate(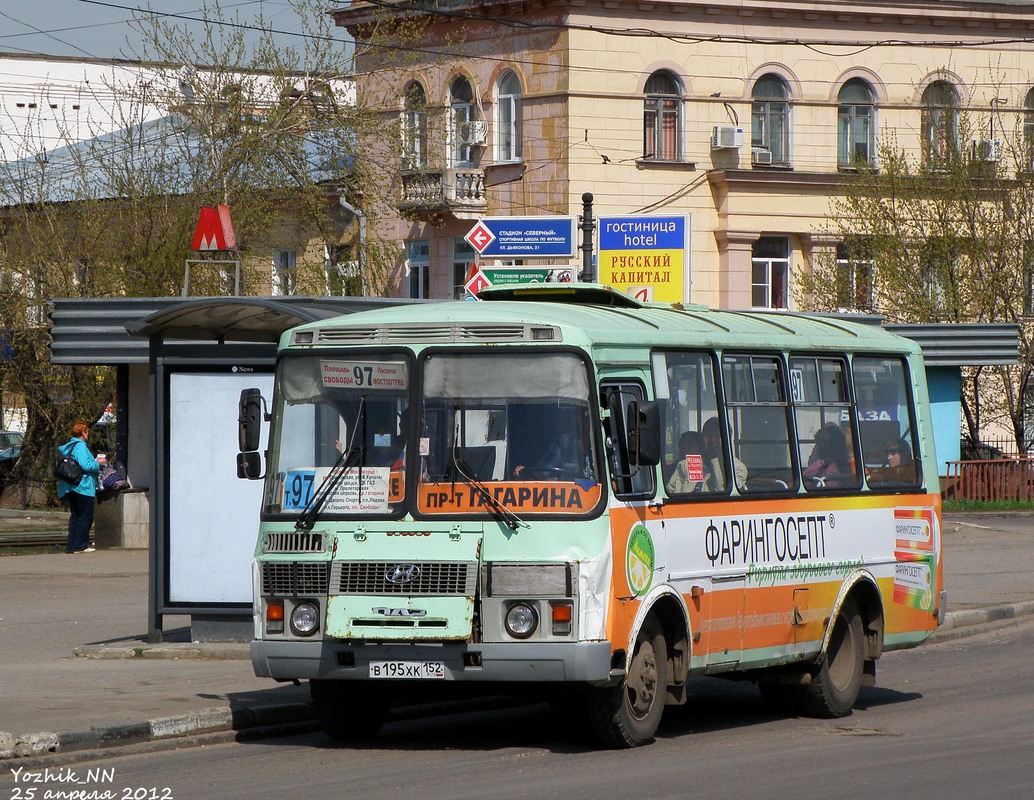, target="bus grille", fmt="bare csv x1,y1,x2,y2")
261,562,330,596
331,561,477,596
317,324,536,344
263,531,325,553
